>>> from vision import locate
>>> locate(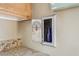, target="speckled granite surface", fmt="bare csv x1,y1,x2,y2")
0,47,49,56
